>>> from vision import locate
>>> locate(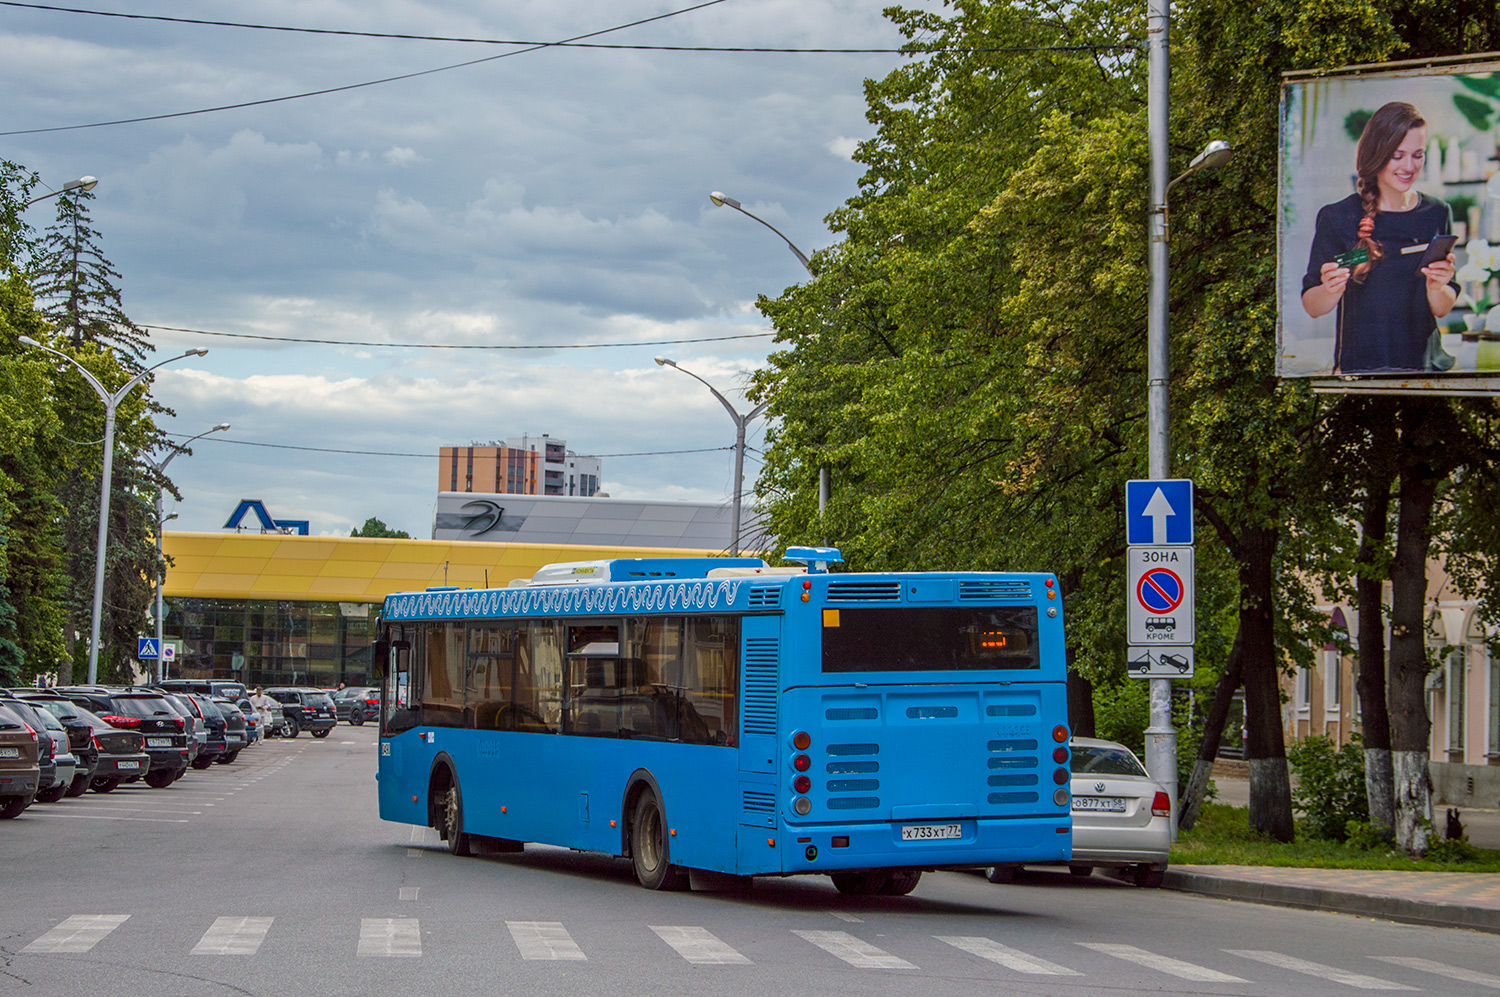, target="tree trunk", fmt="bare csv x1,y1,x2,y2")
1239,524,1294,841
1066,663,1095,738
1179,626,1244,832
1387,400,1449,854
1354,468,1395,843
